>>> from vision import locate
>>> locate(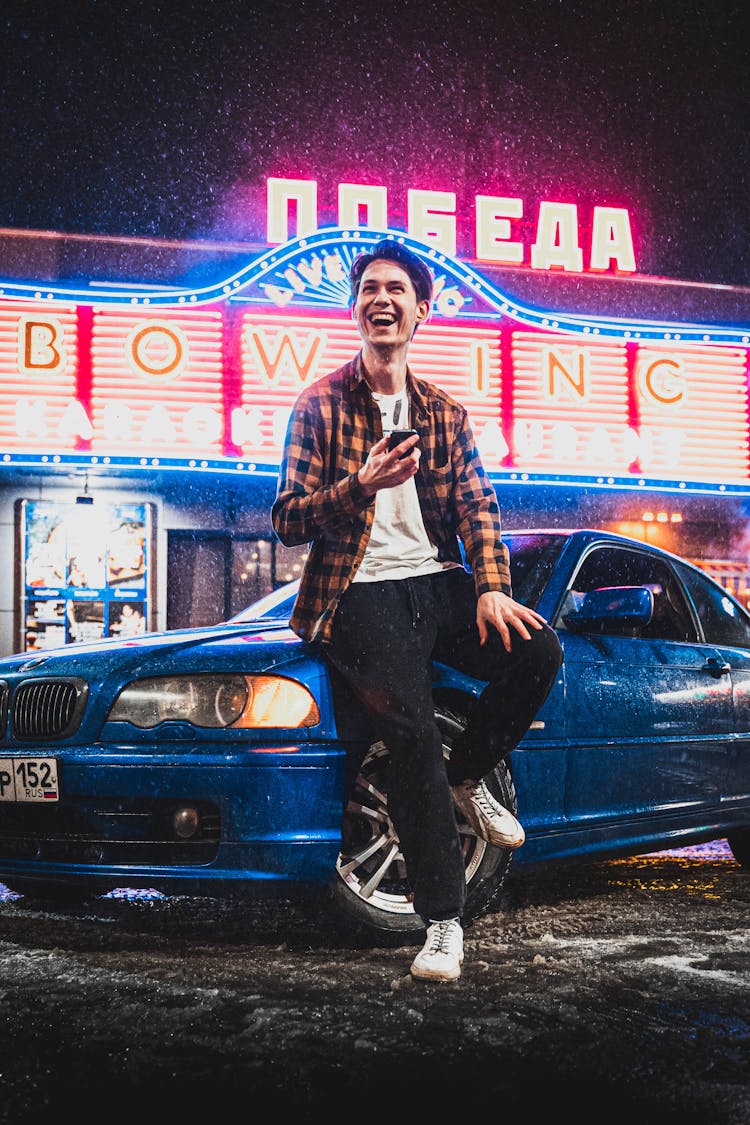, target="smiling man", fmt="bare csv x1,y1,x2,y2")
272,239,562,981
